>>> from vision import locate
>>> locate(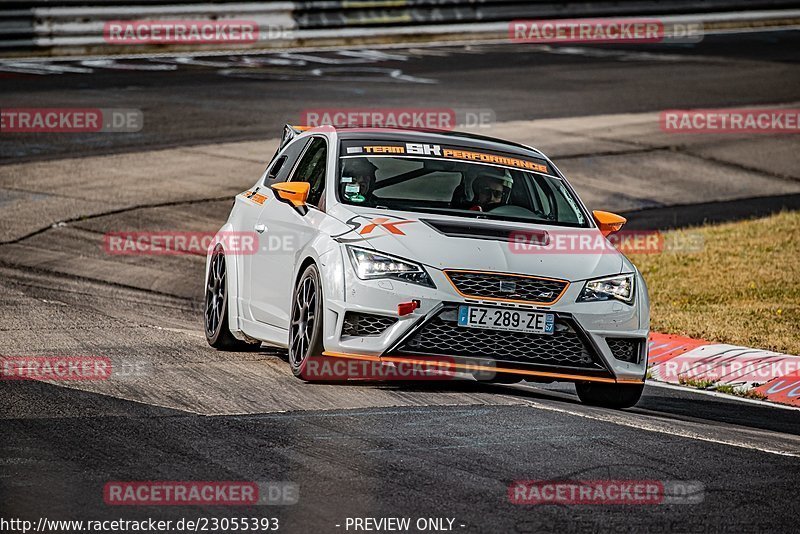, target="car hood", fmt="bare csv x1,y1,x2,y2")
327,206,626,282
